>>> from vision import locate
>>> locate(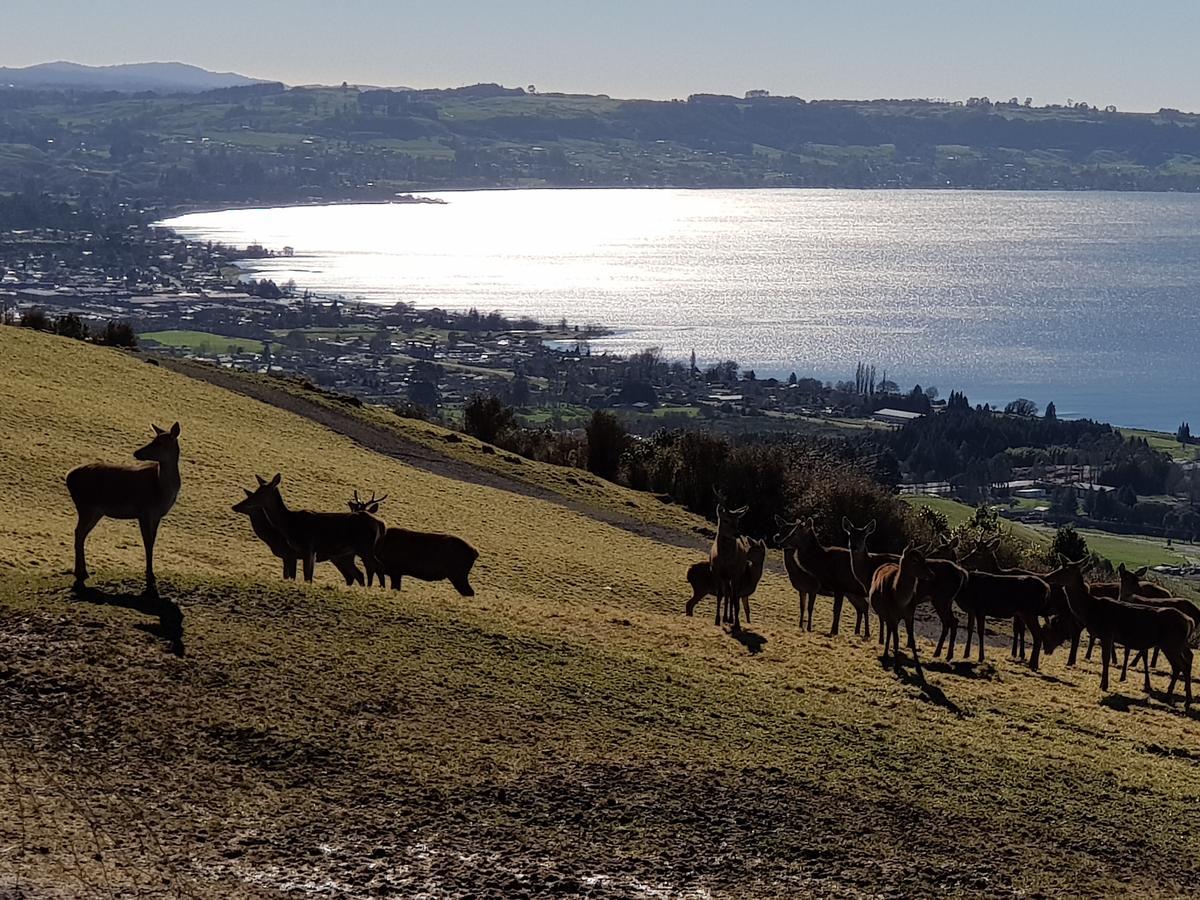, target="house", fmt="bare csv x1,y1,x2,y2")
872,408,925,427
